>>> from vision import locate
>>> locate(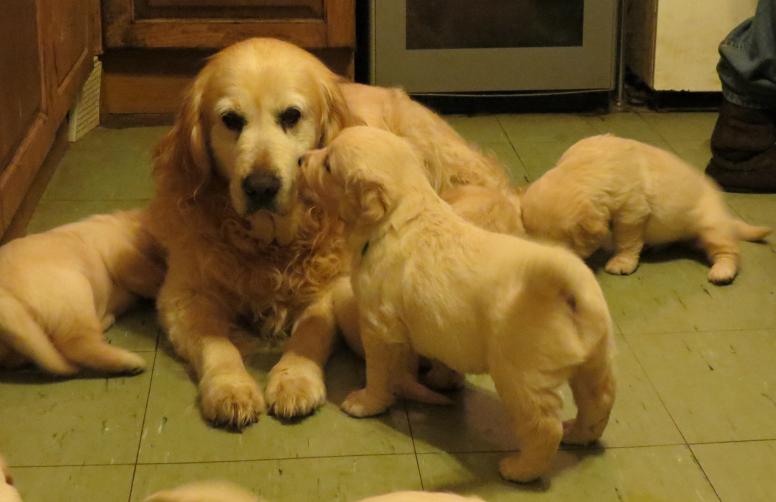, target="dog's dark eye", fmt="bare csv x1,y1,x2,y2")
221,111,245,133
279,107,302,131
